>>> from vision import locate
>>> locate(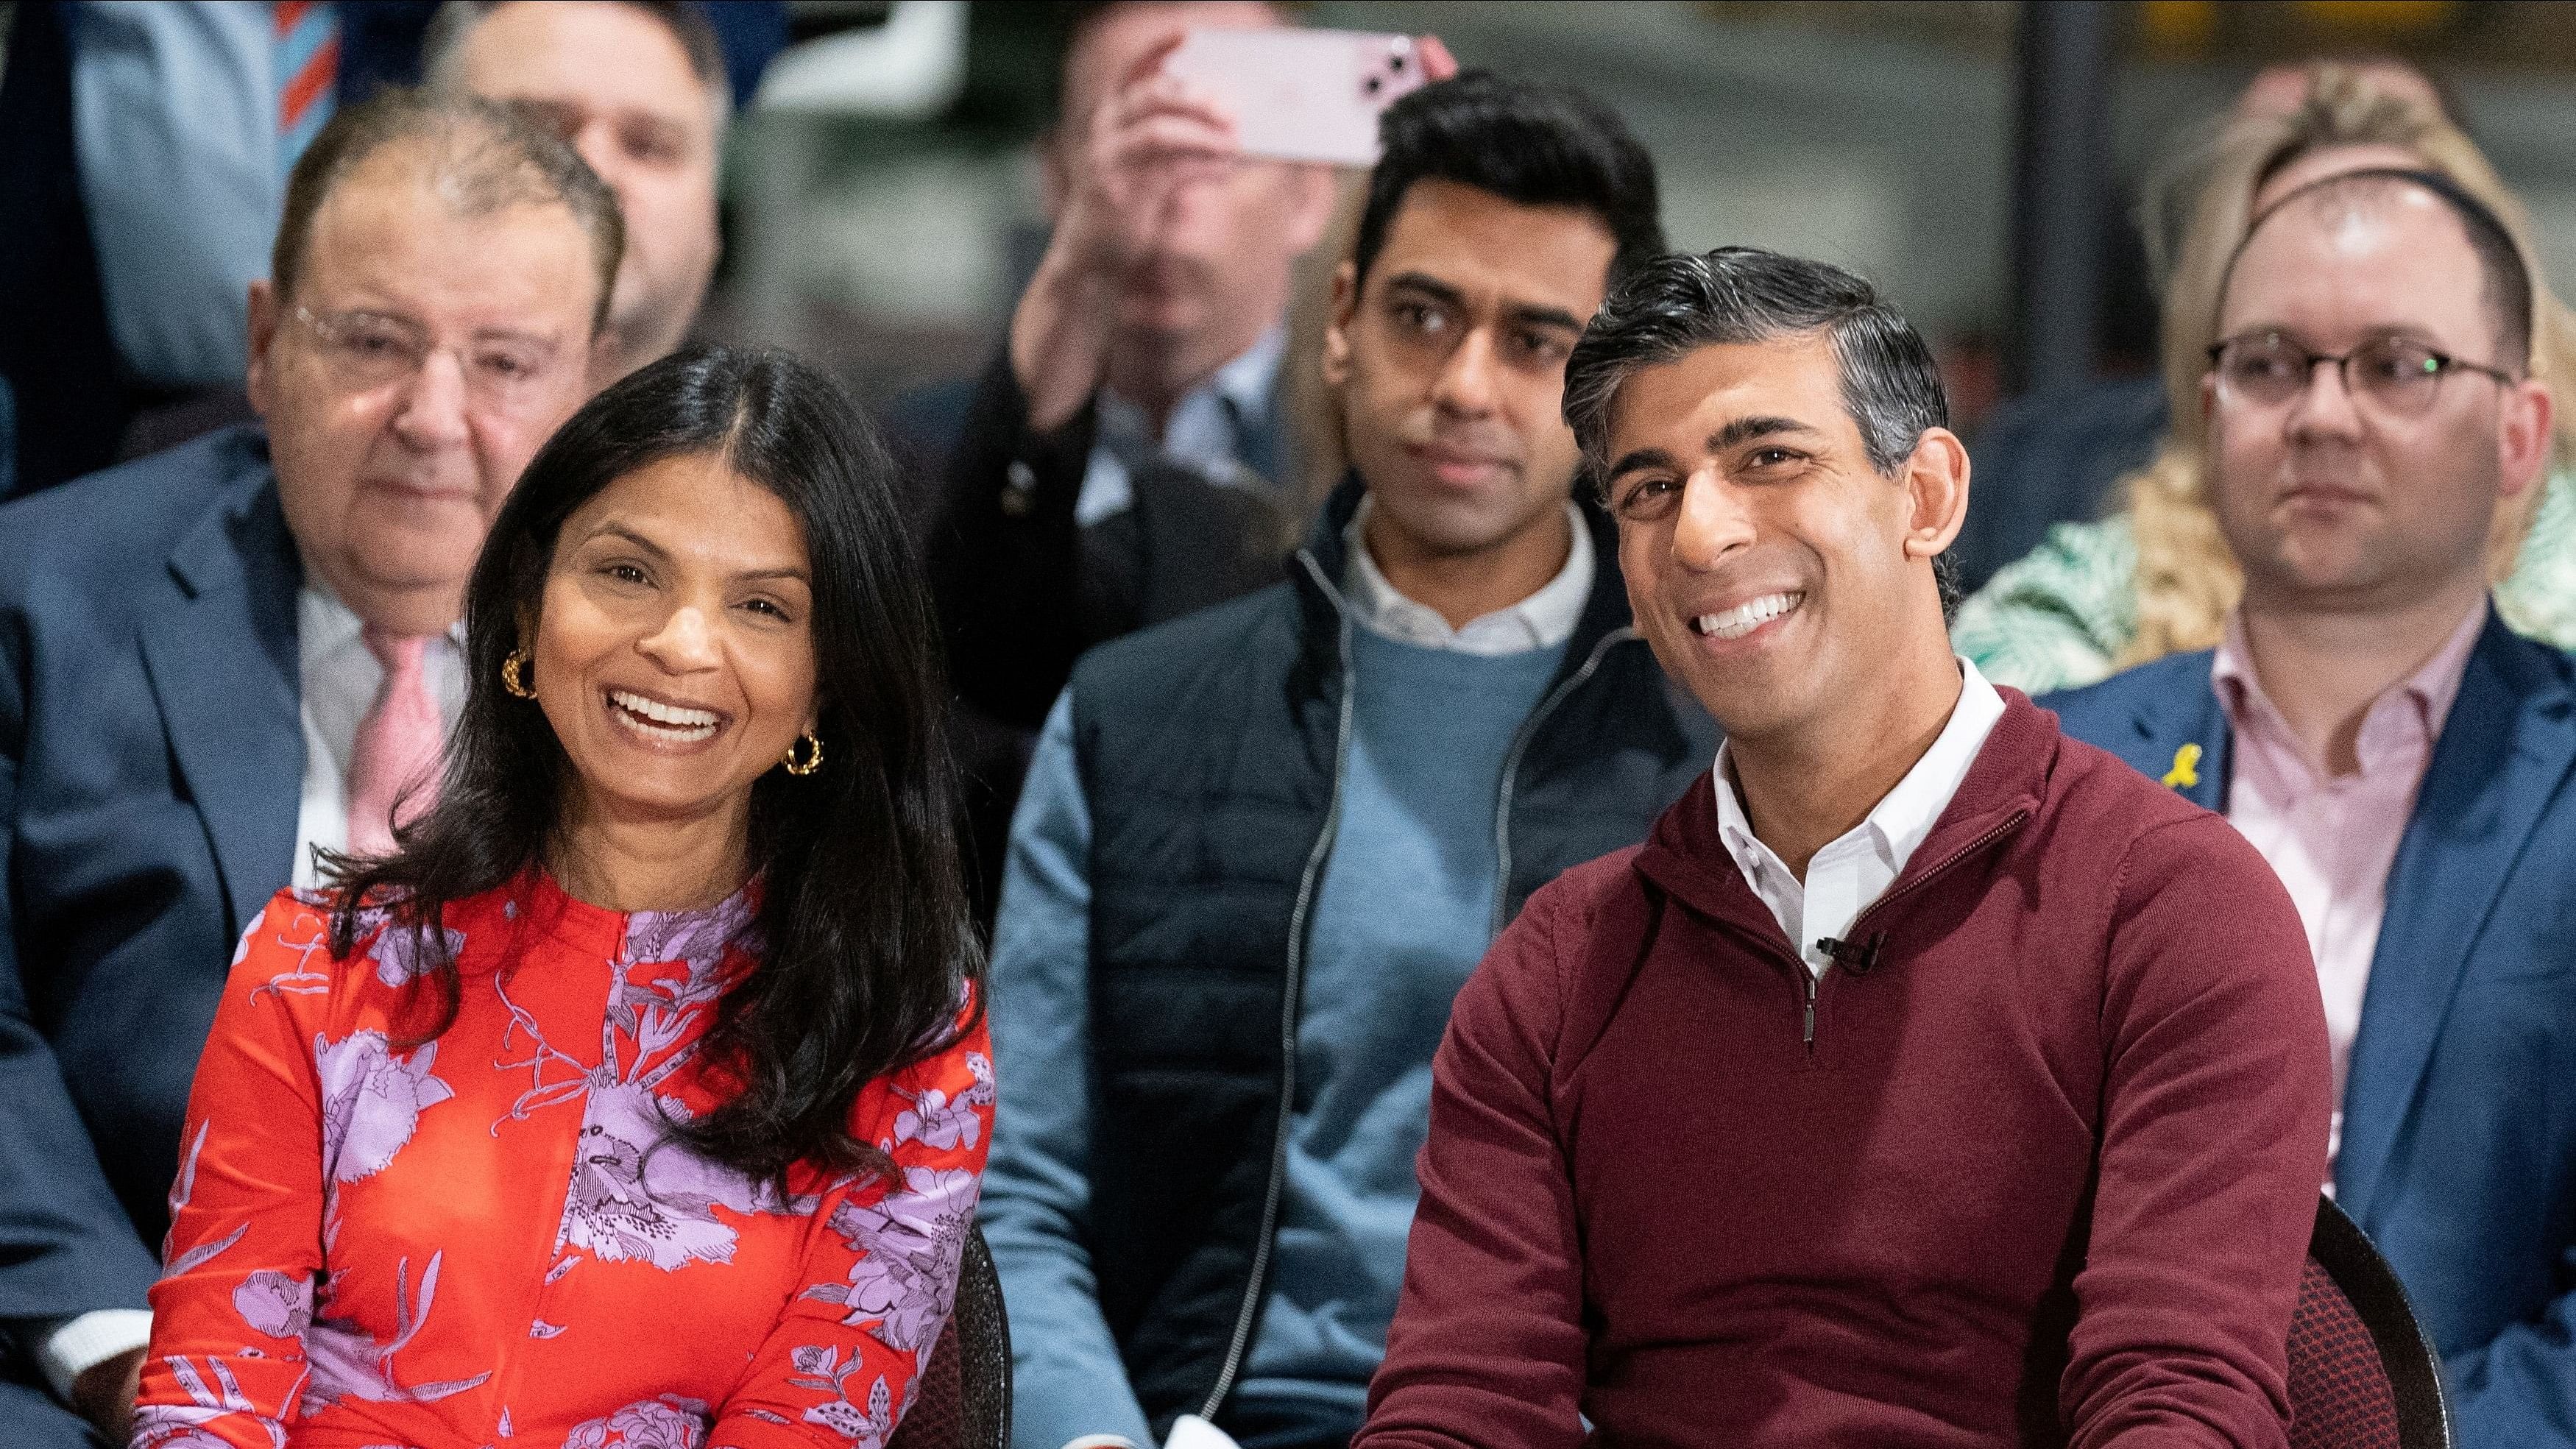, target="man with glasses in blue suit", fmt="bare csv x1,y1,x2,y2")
2046,164,2576,1445
0,91,610,1448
